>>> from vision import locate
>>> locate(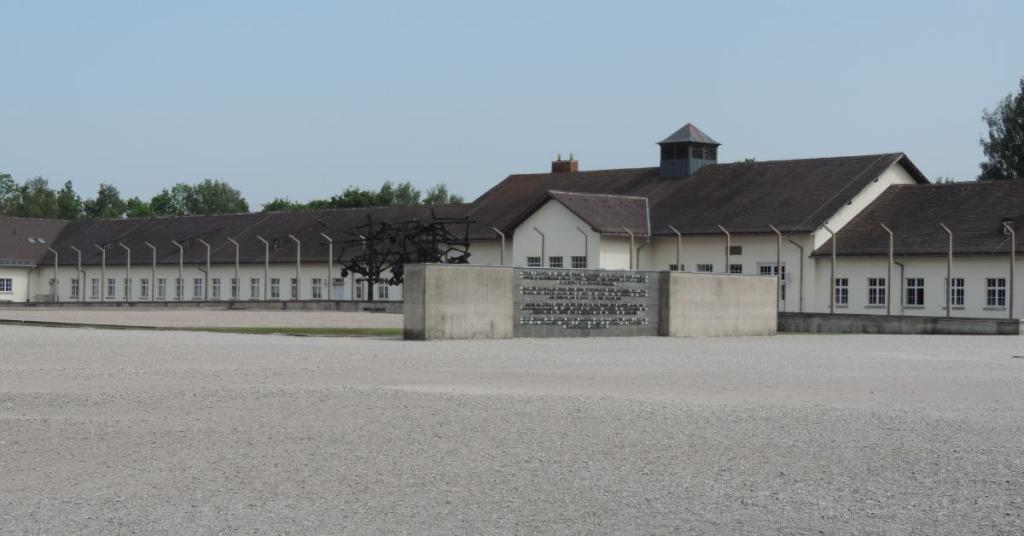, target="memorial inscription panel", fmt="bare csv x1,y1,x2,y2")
513,268,660,337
